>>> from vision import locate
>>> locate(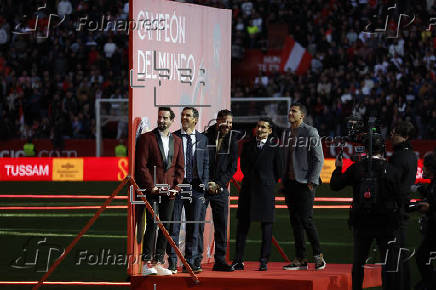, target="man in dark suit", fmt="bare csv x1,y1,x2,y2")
389,121,417,290
197,109,238,272
330,135,402,290
281,103,326,271
232,118,283,271
135,107,185,276
167,107,209,274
